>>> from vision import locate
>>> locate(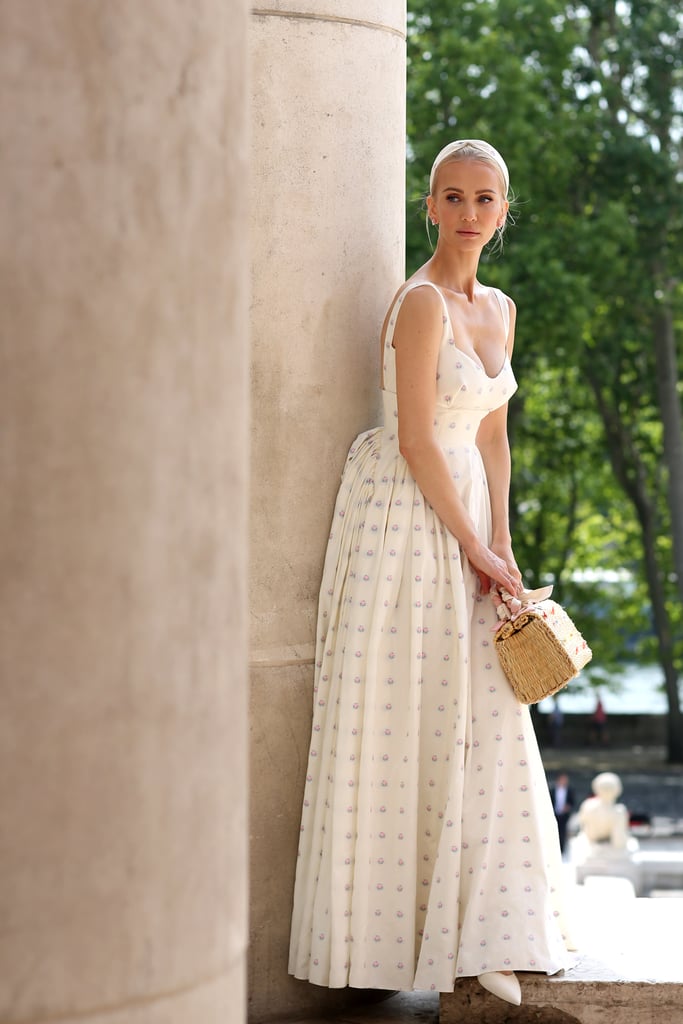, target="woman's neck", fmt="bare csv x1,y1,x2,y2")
425,250,482,302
